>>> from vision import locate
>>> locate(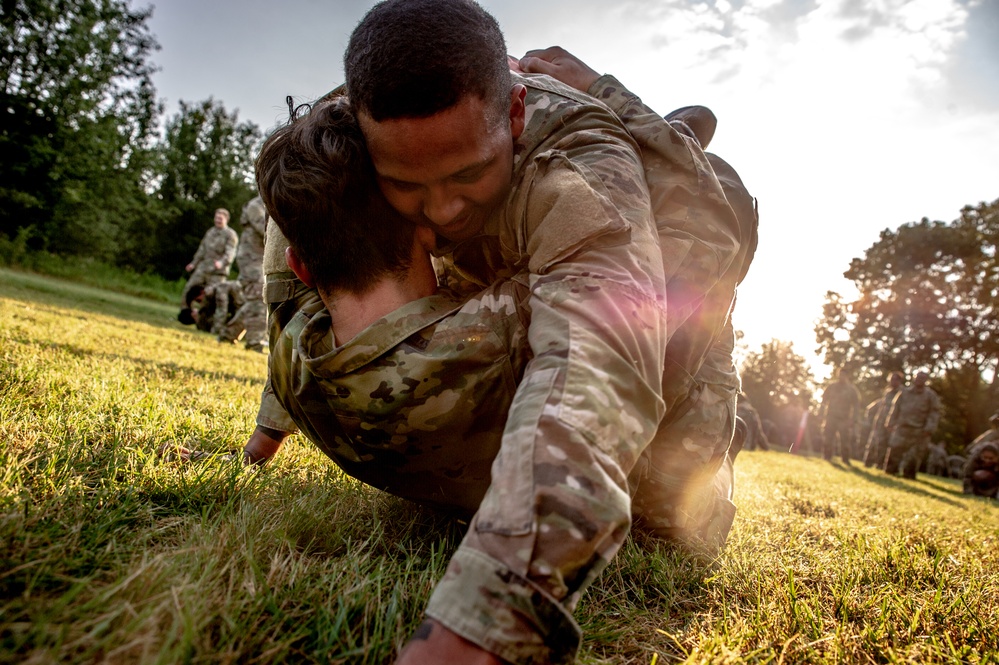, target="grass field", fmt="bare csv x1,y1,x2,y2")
2,267,998,664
